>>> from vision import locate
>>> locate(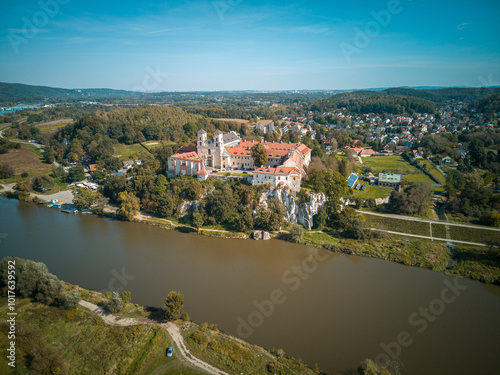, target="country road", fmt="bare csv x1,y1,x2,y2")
78,300,230,375
357,210,500,232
